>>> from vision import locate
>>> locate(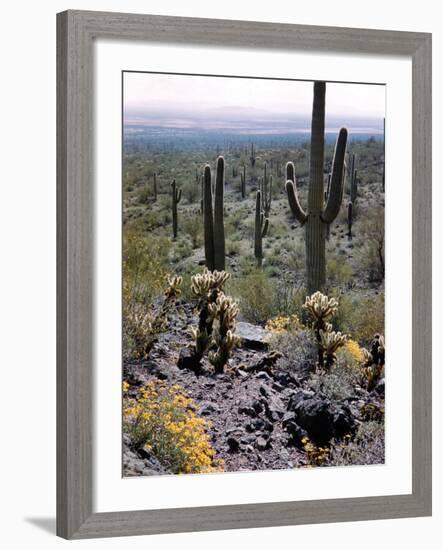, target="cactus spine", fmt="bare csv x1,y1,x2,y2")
170,179,182,239
286,81,348,294
254,190,269,267
240,165,246,198
259,162,272,217
203,156,226,271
